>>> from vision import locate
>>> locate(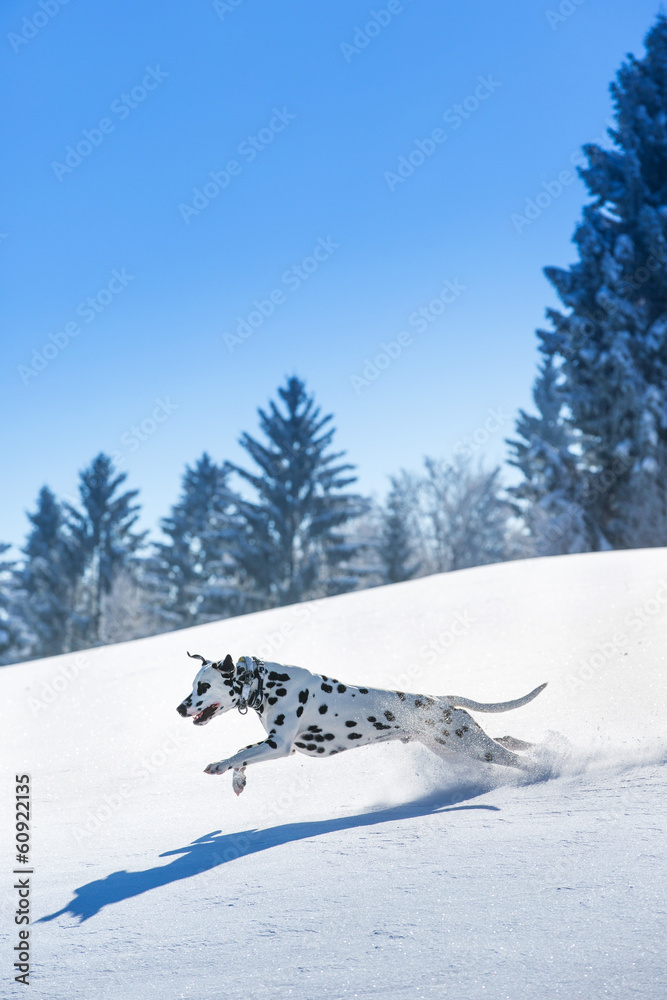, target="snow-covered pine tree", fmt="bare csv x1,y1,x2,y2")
0,543,24,665
513,15,667,549
377,474,421,583
231,376,368,605
13,486,81,660
507,358,611,554
65,453,146,647
148,453,239,628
